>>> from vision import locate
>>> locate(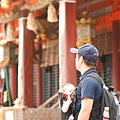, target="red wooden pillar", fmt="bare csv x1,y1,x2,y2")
9,64,16,102
112,21,120,92
24,23,34,107
59,1,77,87
18,15,34,107
17,0,34,107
